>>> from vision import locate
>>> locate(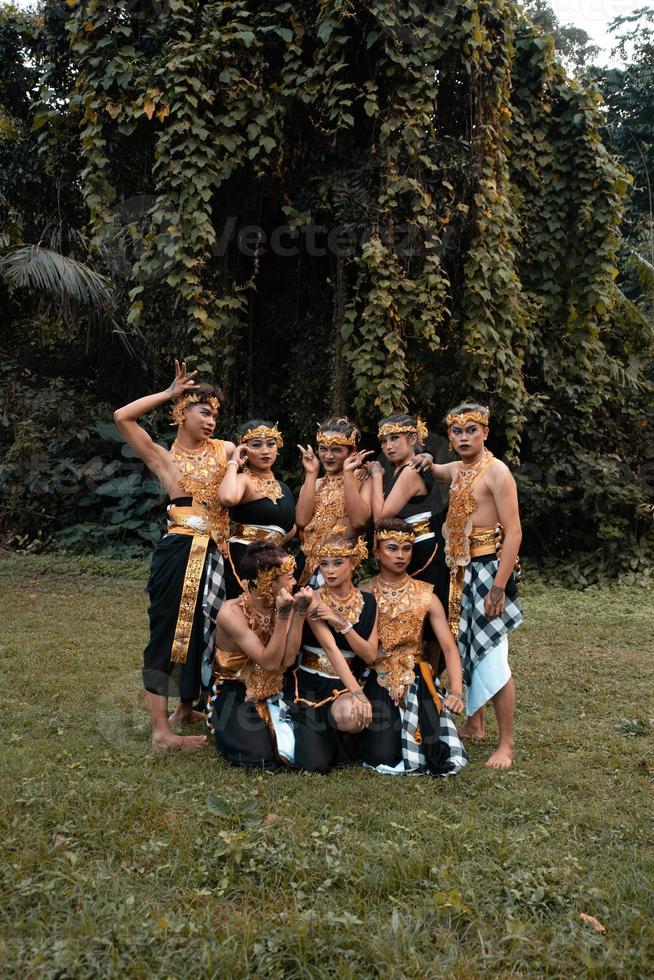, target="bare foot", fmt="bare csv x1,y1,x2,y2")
458,722,486,741
485,743,513,769
152,729,207,752
169,706,206,725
